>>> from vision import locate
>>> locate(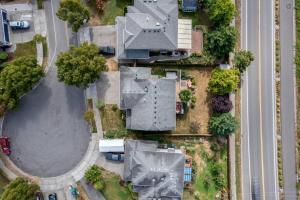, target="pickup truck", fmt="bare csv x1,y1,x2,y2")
9,21,30,30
